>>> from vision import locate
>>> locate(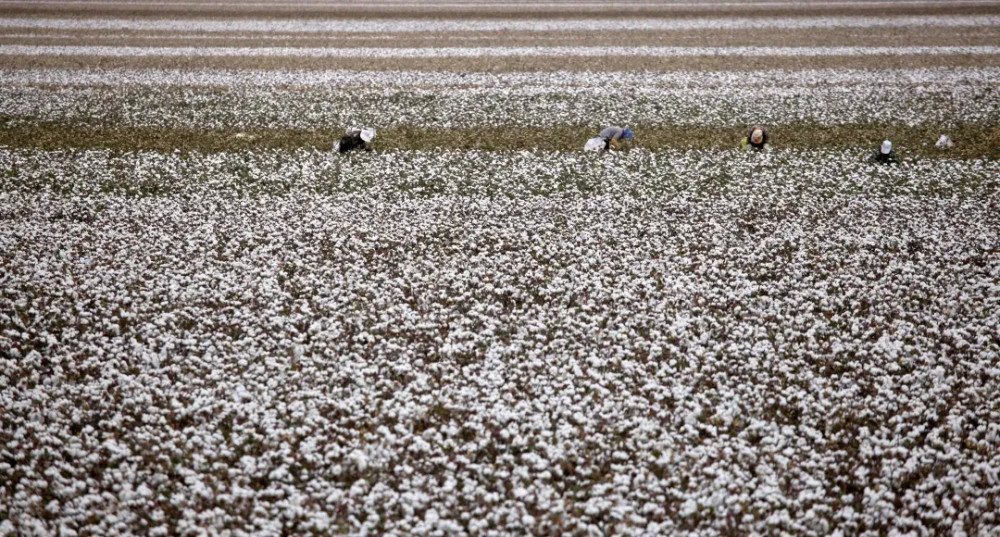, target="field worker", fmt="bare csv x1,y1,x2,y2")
596,126,634,152
871,140,900,165
334,127,376,153
741,125,770,153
